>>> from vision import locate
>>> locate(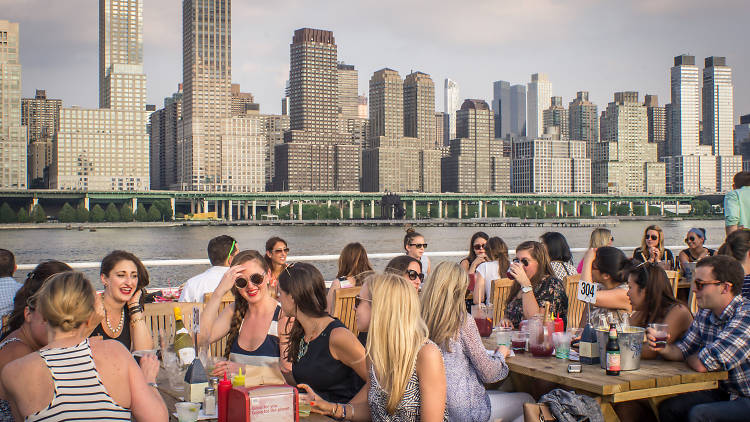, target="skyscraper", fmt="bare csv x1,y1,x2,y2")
0,20,27,189
444,78,460,140
668,55,701,157
511,138,590,194
492,81,511,138
275,28,358,191
543,96,568,140
527,73,552,139
337,63,359,120
736,115,750,168
703,57,733,156
368,68,403,146
404,71,435,149
509,84,526,137
149,86,182,190
568,91,598,156
22,90,61,188
644,95,665,143
52,1,148,190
